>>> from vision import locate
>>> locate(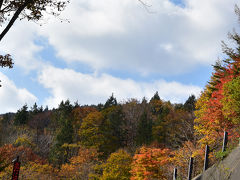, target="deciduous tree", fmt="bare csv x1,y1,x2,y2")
131,146,172,180
101,149,132,180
